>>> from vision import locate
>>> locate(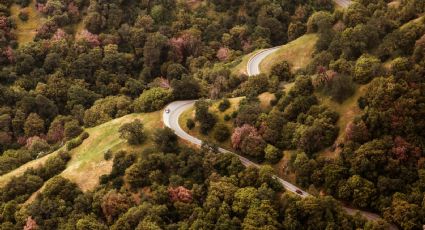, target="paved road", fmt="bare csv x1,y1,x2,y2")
246,47,281,76
163,100,310,198
334,0,352,8
164,2,398,226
